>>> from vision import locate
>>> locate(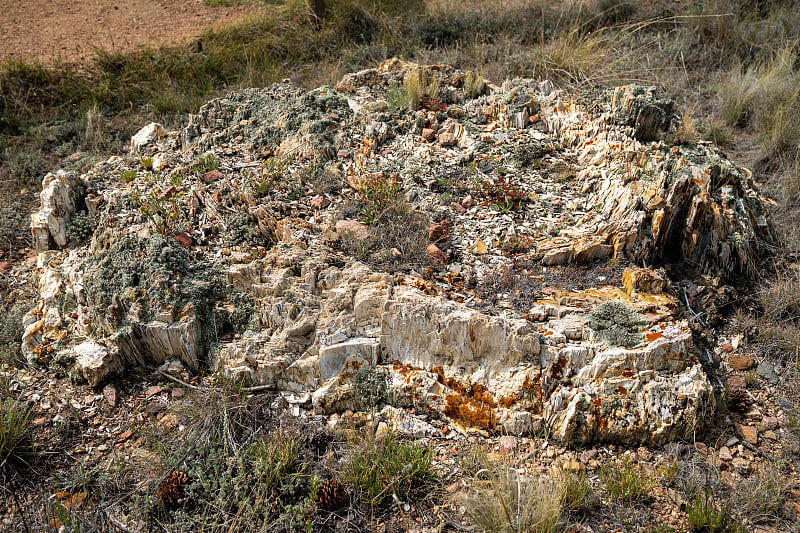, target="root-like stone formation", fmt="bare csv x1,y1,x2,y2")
23,59,774,445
